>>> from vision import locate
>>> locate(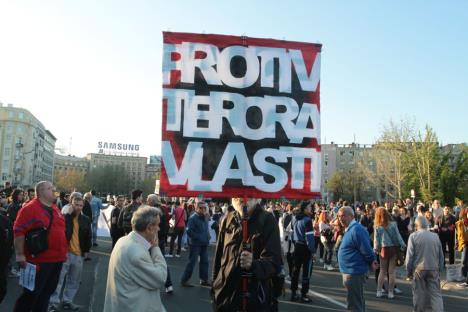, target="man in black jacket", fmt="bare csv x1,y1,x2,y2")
117,189,143,235
212,198,282,311
0,209,13,303
110,195,125,249
49,195,91,312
